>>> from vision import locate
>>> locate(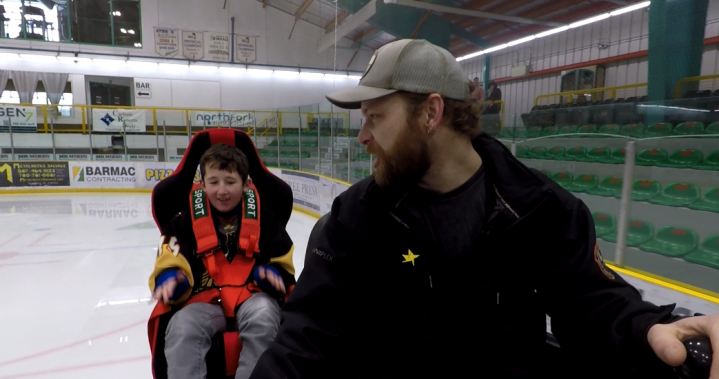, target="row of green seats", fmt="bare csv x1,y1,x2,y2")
502,121,719,139
592,212,719,269
541,171,719,212
267,139,319,148
258,150,311,158
352,168,371,178
354,153,371,161
520,146,719,170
